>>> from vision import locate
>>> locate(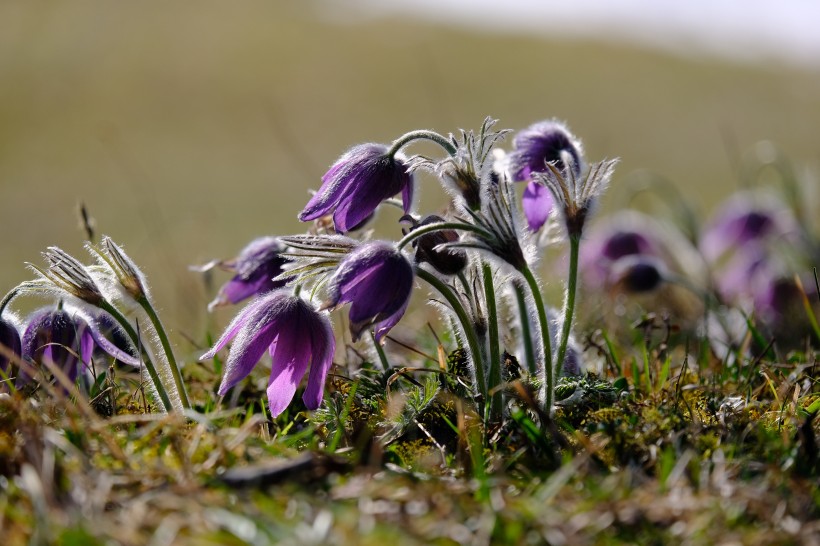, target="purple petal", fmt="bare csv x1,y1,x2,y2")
332,177,396,233
217,275,276,306
201,295,272,361
373,295,410,342
217,319,278,395
266,325,312,417
0,318,21,375
85,315,140,367
401,176,414,214
302,313,335,410
299,163,354,221
347,264,412,325
80,328,95,371
522,180,553,231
